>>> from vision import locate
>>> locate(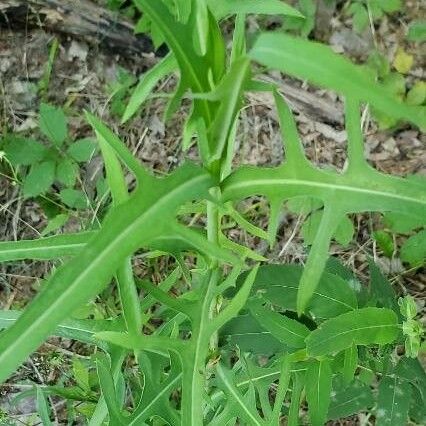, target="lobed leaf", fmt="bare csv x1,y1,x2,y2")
128,352,181,425
249,33,426,129
0,162,213,383
215,363,265,426
0,232,95,262
0,310,123,348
